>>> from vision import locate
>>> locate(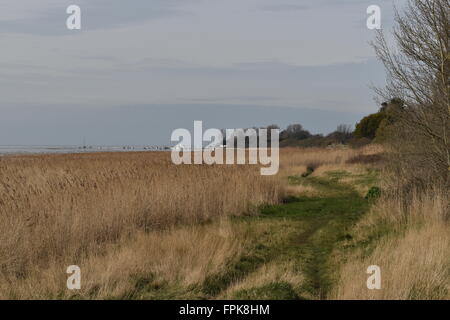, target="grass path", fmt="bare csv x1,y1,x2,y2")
133,170,374,300
211,174,370,300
